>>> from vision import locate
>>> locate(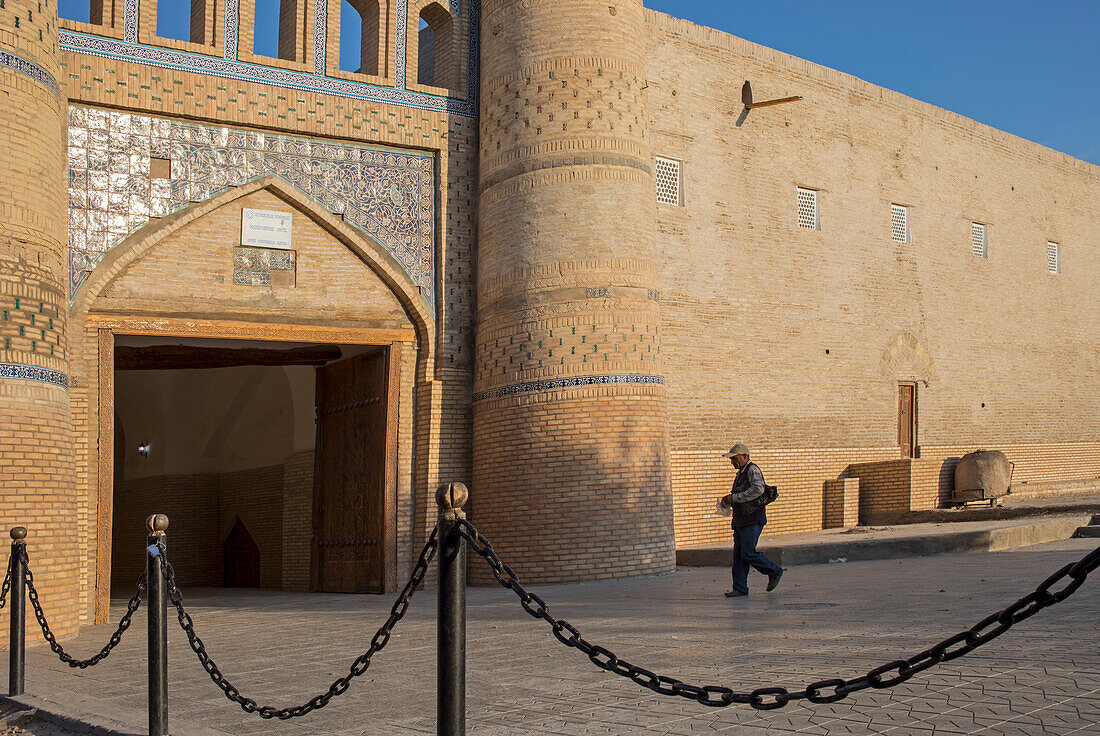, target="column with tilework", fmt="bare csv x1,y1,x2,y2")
0,1,80,635
473,0,674,582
